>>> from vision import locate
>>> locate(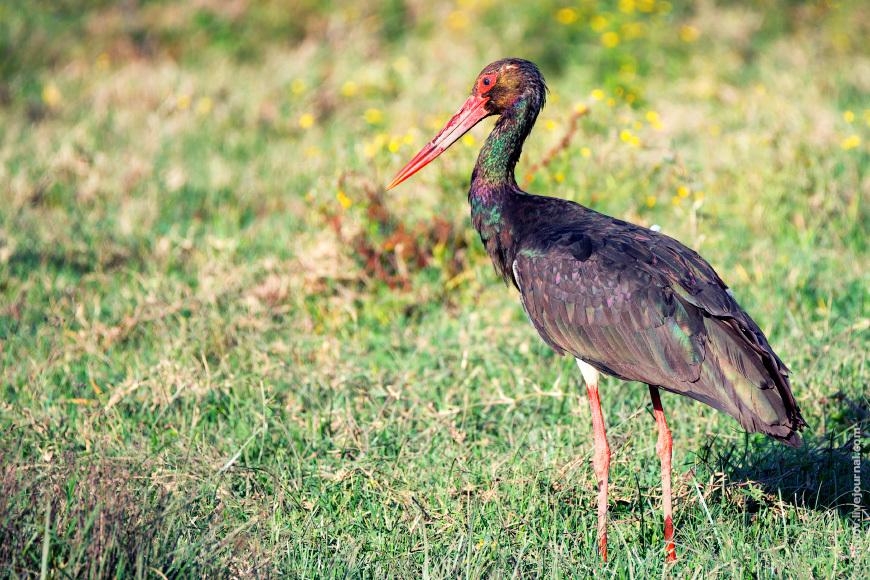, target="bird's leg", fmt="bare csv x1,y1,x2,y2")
649,386,676,563
576,359,609,562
